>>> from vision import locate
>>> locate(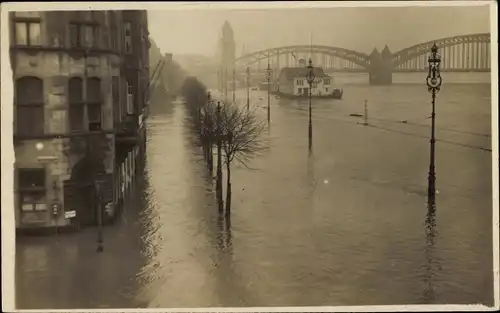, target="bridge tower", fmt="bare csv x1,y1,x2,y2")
218,21,236,87
369,45,393,85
